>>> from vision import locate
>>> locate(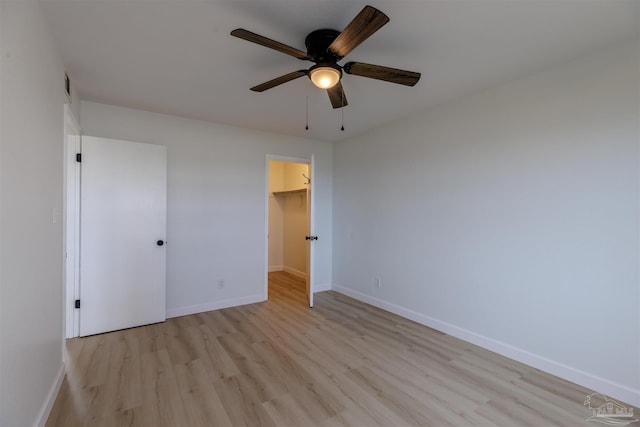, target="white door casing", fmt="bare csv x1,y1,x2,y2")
306,163,313,308
64,106,81,339
265,155,314,308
